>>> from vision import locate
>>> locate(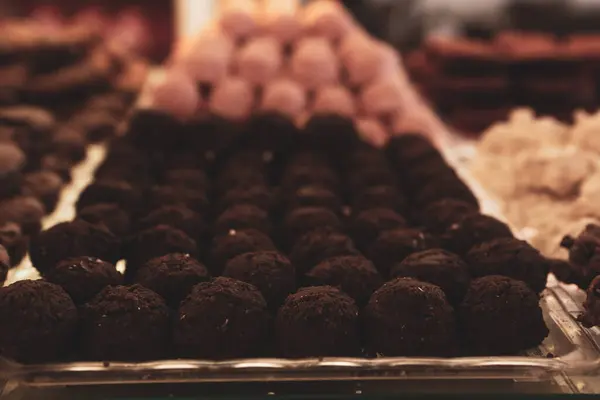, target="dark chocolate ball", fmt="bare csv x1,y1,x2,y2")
283,206,342,247
223,251,295,309
364,278,458,357
458,275,549,355
0,196,45,235
215,169,267,197
391,249,470,305
560,224,600,289
76,180,141,214
276,286,360,358
30,220,121,276
41,154,73,183
123,225,198,280
174,277,270,359
351,185,409,215
214,204,272,236
0,245,9,285
209,229,277,275
283,185,341,214
80,284,170,361
45,256,123,304
579,275,600,328
305,255,383,306
281,165,340,193
368,228,438,277
216,185,273,214
241,111,297,153
442,213,513,256
51,128,86,163
163,168,209,192
350,208,408,251
135,253,210,307
77,203,132,238
466,238,548,294
303,114,360,156
138,206,207,247
346,166,396,193
290,227,360,276
0,142,25,199
413,176,479,209
0,222,27,266
0,280,77,363
22,171,63,212
147,185,210,216
419,198,478,235
385,134,441,167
